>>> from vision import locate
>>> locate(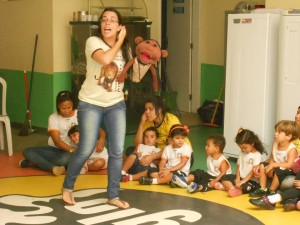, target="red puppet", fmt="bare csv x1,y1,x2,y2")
116,36,168,92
